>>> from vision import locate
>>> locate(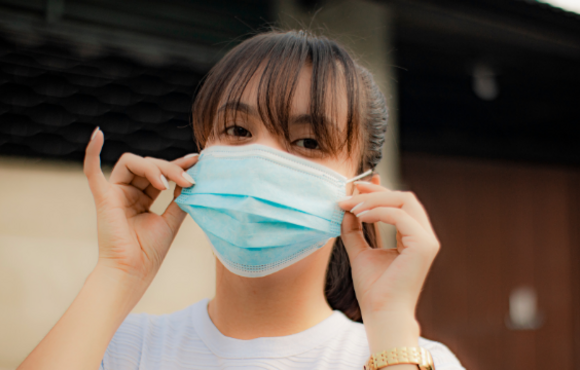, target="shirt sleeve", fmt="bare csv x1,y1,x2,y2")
418,337,466,370
100,313,149,370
